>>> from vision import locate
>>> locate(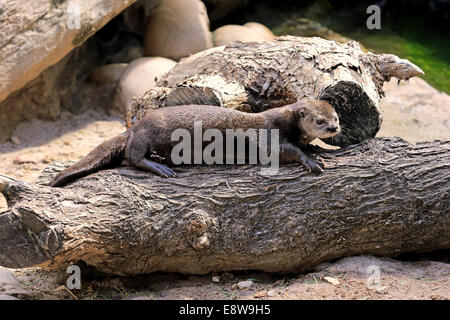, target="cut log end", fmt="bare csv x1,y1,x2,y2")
319,81,381,146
